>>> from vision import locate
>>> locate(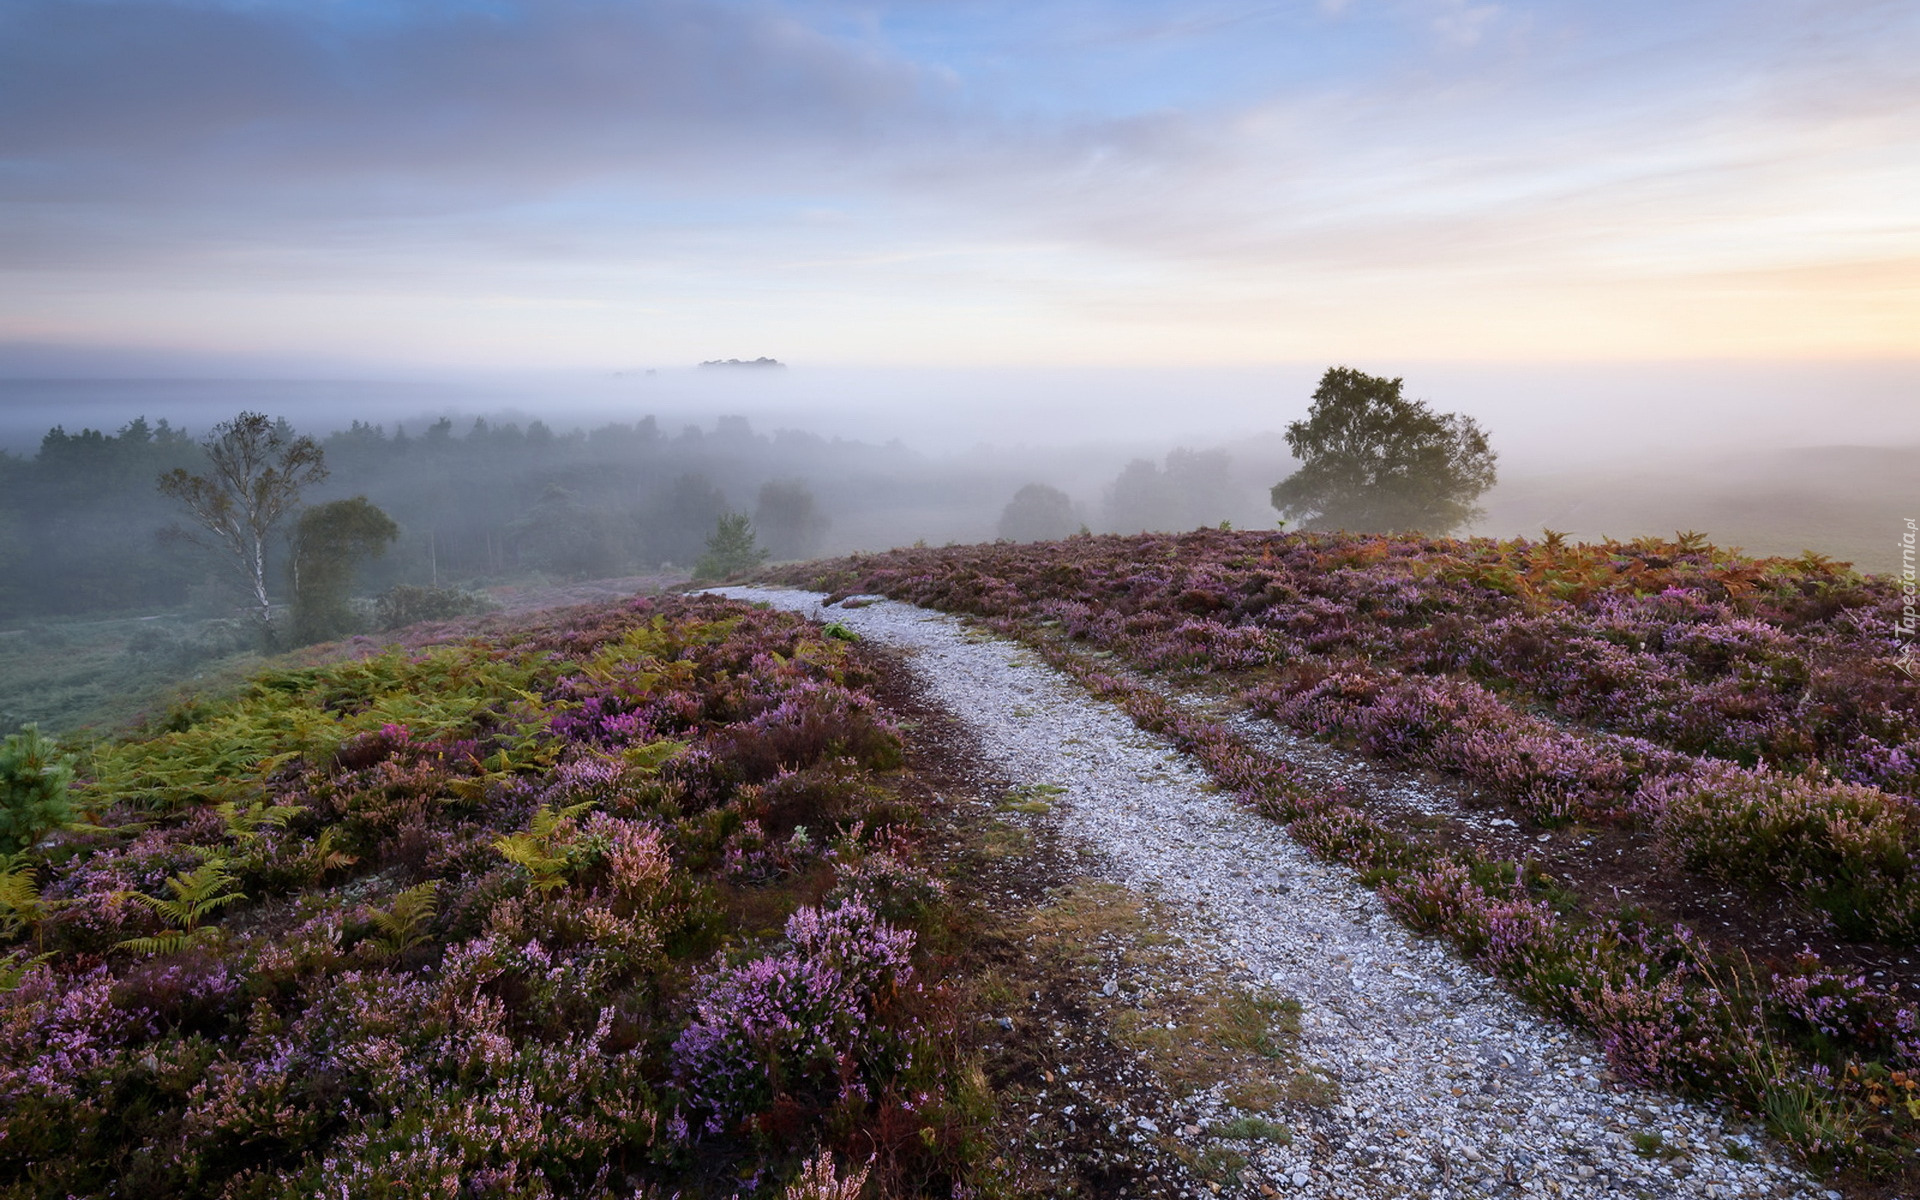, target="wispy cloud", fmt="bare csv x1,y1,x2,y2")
0,1,939,197
0,0,1914,366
